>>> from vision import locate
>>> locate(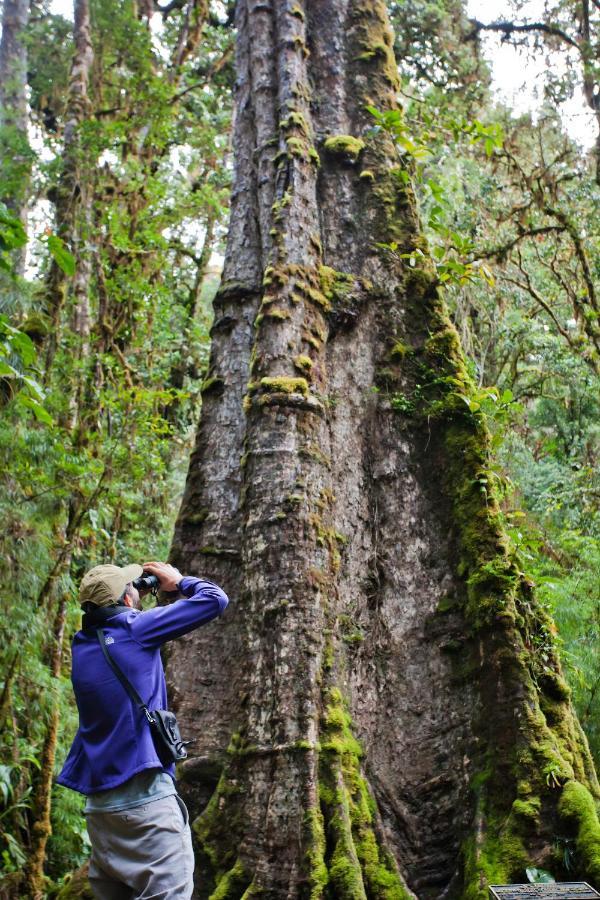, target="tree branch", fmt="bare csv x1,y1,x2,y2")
473,225,566,262
500,269,575,350
543,203,599,313
470,18,580,53
155,0,186,17
170,44,233,103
